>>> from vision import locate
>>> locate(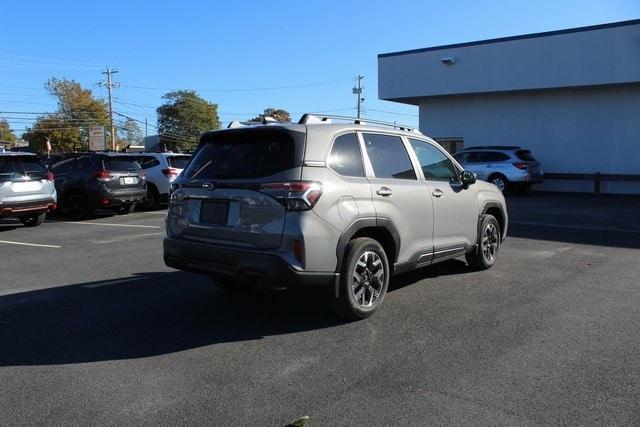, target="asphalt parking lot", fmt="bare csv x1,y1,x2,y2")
1,193,639,425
